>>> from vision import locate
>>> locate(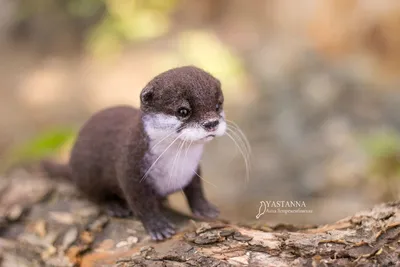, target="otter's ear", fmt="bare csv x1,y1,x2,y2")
216,79,222,88
140,85,154,105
